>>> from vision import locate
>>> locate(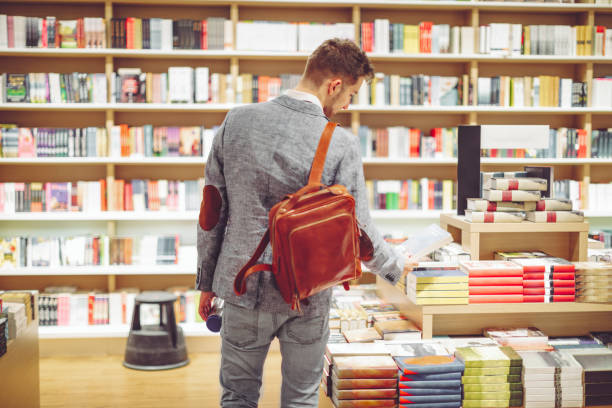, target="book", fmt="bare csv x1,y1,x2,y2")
462,383,523,392
480,171,529,192
333,388,398,399
469,286,523,295
455,346,522,368
467,199,536,212
392,342,464,375
463,367,522,376
468,277,523,286
399,387,461,396
397,403,459,408
483,189,541,202
462,401,522,408
399,371,462,381
408,270,468,284
333,355,398,379
399,395,461,403
373,319,421,341
331,395,397,407
398,379,462,389
465,211,525,223
494,251,549,261
463,391,523,400
535,198,573,211
461,375,522,384
526,211,584,223
484,328,550,351
489,177,547,191
460,261,523,277
325,343,390,360
396,224,453,259
343,327,383,343
469,294,523,303
331,372,398,390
